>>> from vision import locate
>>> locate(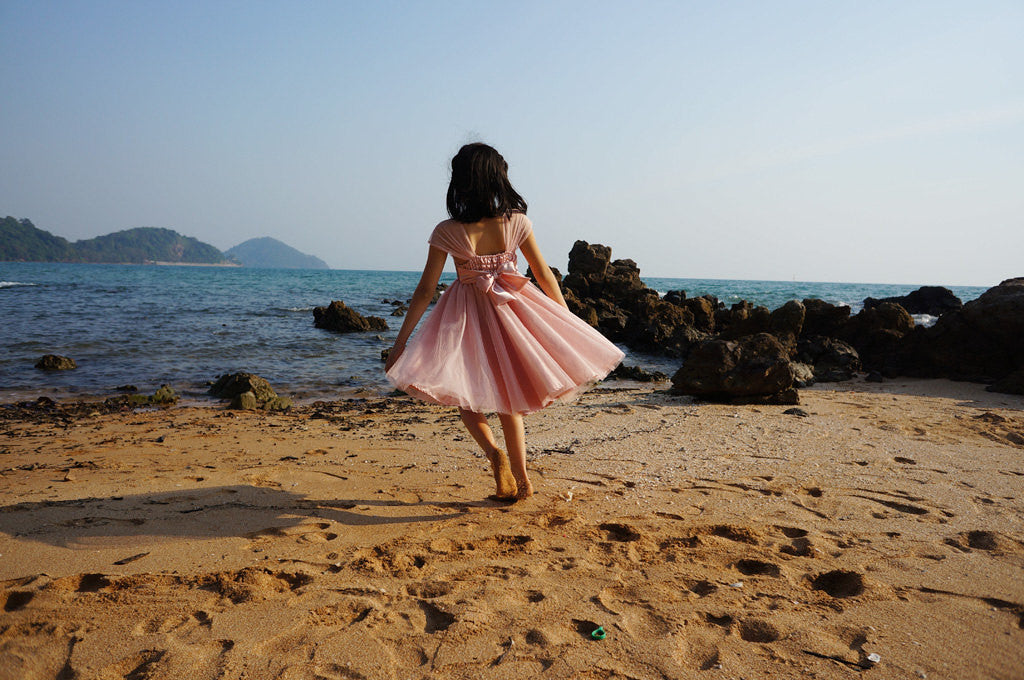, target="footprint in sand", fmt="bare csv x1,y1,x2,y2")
246,521,338,546
811,570,866,598
735,559,782,578
738,618,782,643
